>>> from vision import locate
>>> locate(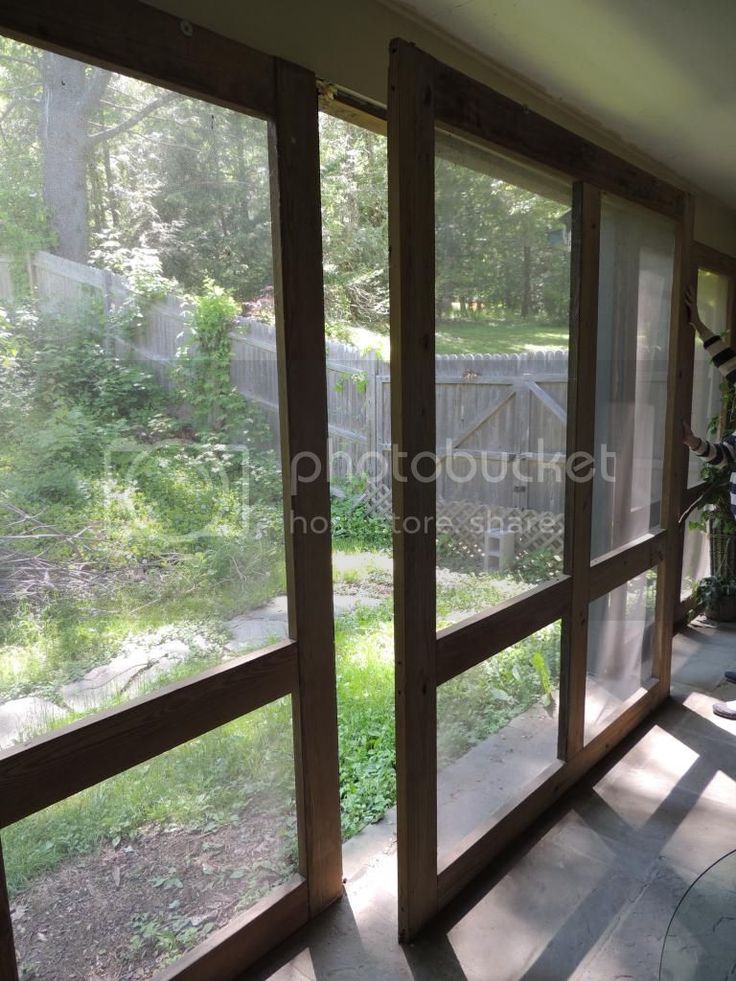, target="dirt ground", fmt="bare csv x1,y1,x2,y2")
11,799,297,980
